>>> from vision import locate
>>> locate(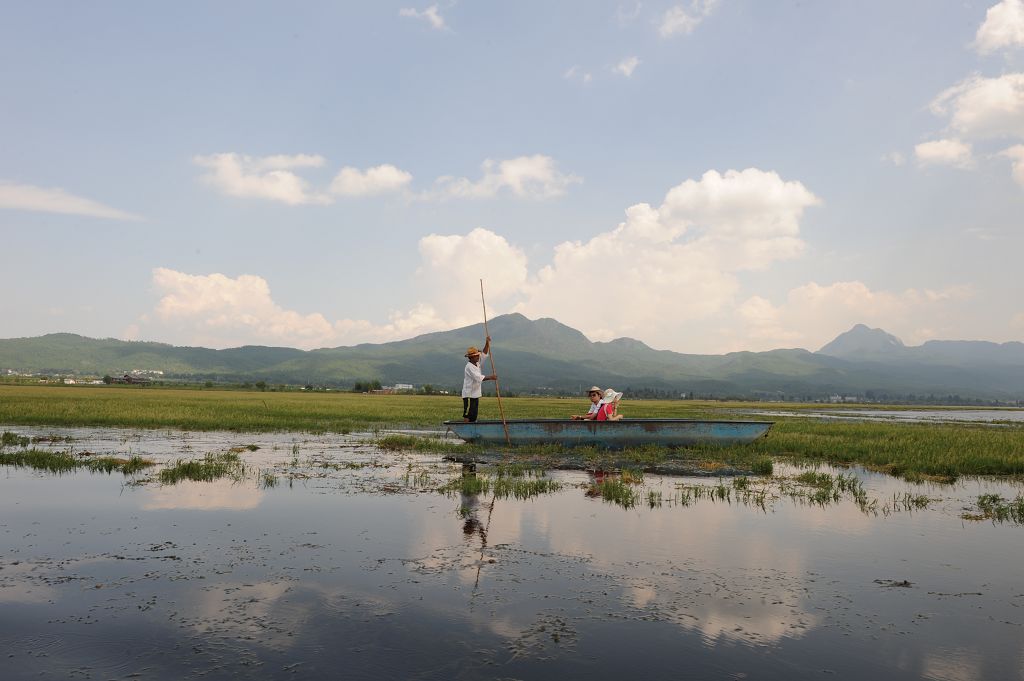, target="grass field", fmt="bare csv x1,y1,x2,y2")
1,384,1023,479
